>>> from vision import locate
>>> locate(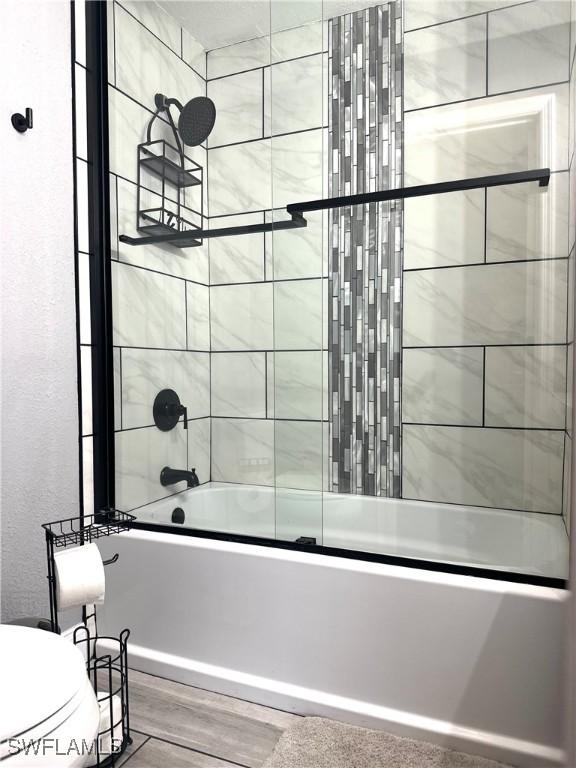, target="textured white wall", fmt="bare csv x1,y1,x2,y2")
0,1,79,621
